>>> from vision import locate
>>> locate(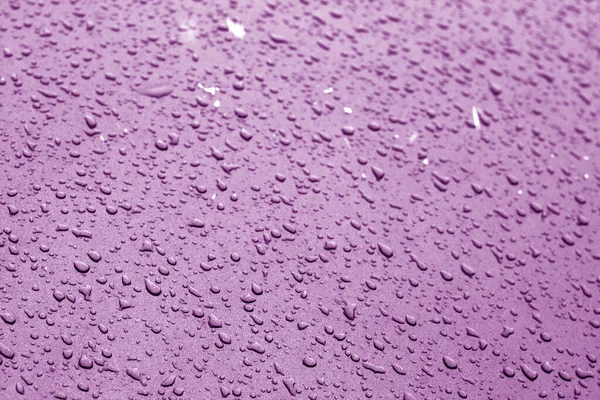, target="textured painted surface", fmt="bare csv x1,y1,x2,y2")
0,0,599,399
